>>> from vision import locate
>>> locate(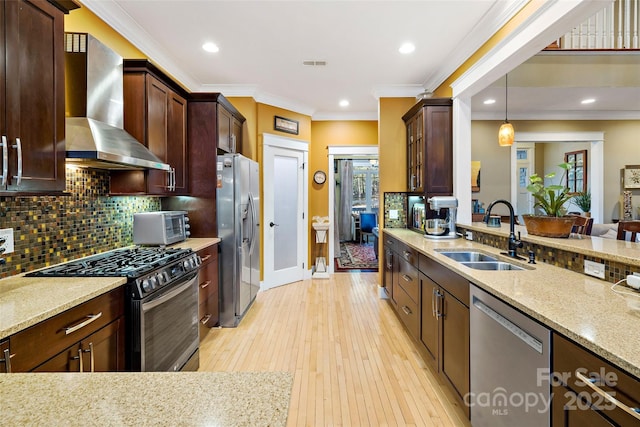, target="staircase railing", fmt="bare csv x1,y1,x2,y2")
549,0,639,49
